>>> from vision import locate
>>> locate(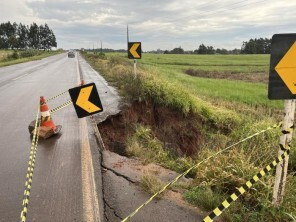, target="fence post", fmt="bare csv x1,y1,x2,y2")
272,99,295,205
